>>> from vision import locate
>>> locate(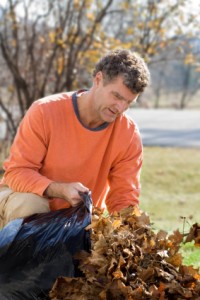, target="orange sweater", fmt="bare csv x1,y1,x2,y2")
1,92,143,213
